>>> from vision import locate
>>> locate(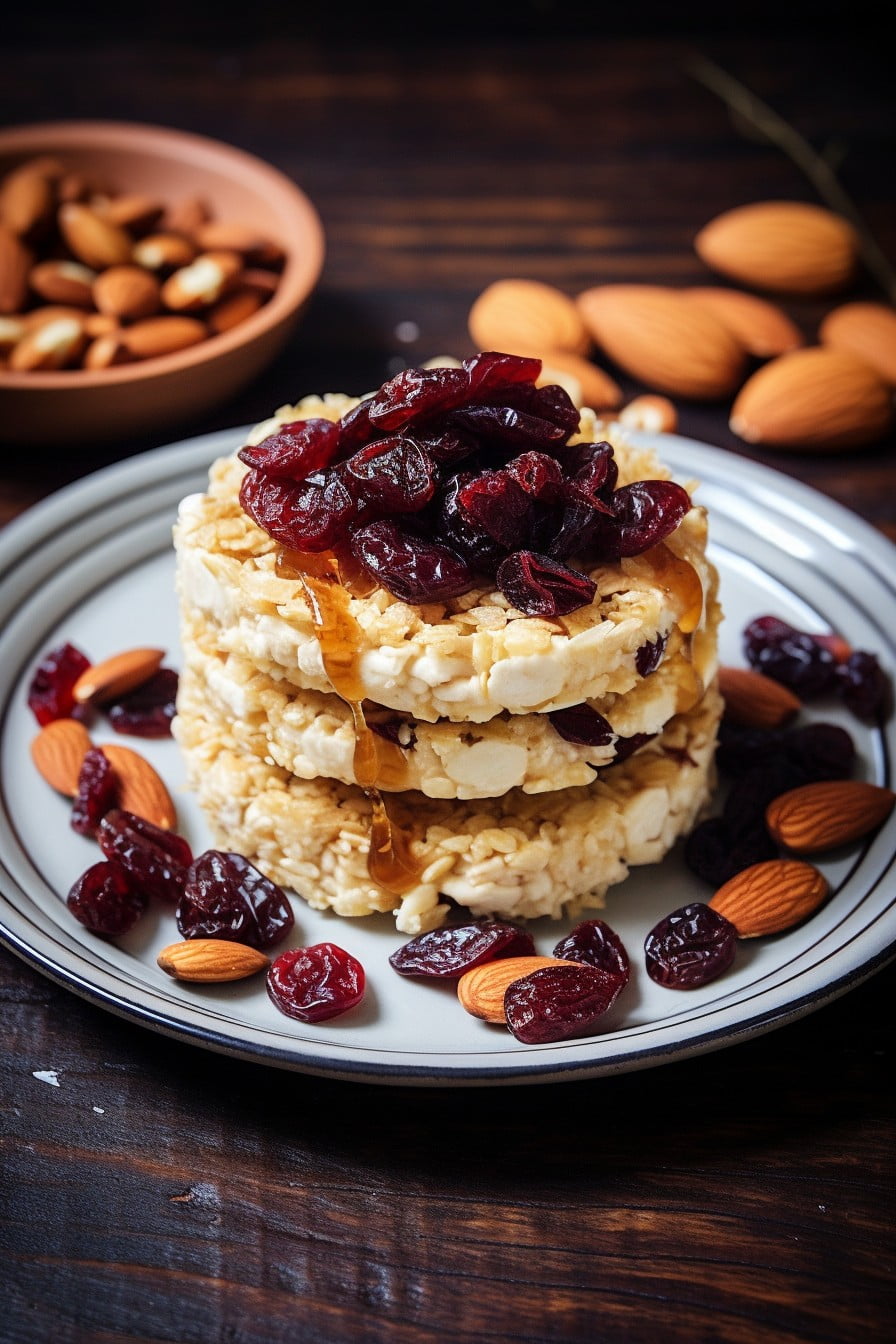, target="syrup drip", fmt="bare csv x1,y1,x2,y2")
278,548,421,895
642,544,707,715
